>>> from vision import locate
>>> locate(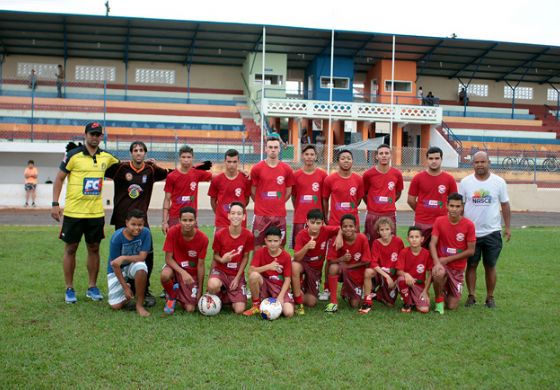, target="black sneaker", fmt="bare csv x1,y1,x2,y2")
485,296,496,309
465,294,477,307
144,290,156,307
